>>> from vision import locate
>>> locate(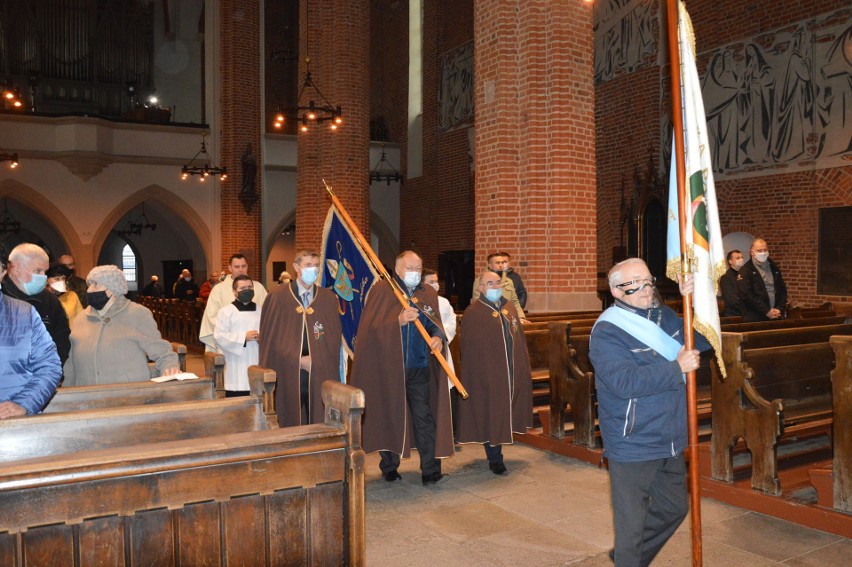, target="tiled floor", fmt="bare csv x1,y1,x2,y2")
182,356,850,565
363,443,851,567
